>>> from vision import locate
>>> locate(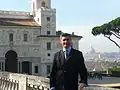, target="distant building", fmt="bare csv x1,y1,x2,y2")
100,52,120,61
0,0,82,77
84,46,100,61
